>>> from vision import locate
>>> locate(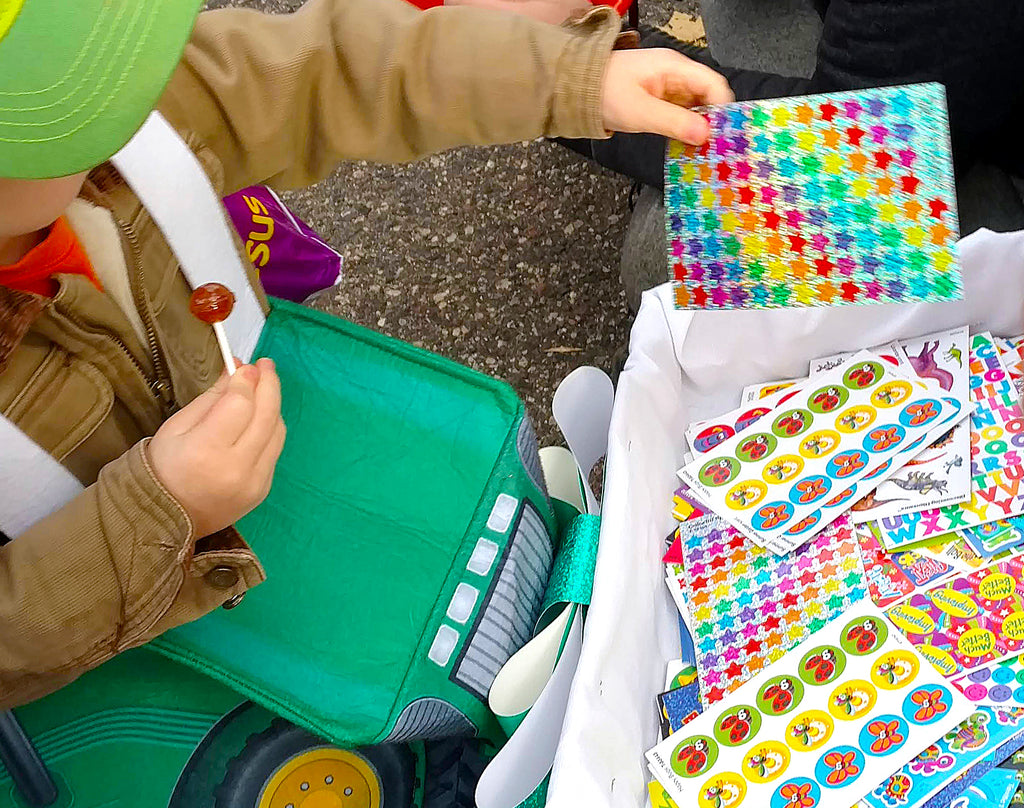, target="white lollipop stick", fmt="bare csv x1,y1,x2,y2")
213,321,235,376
